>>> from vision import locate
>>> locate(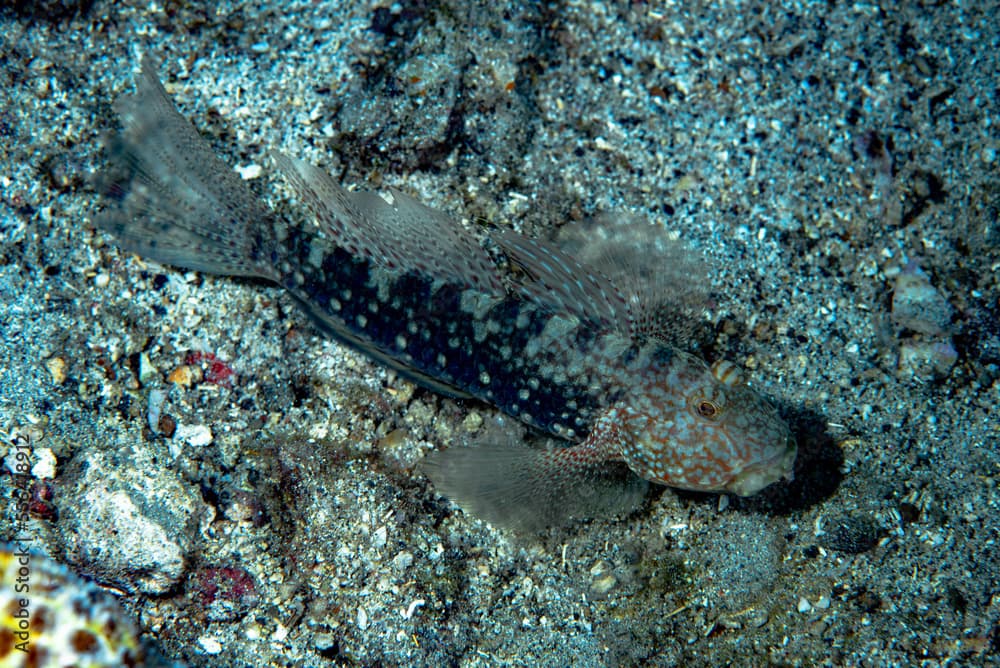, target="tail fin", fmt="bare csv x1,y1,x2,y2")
421,442,649,533
93,58,278,280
